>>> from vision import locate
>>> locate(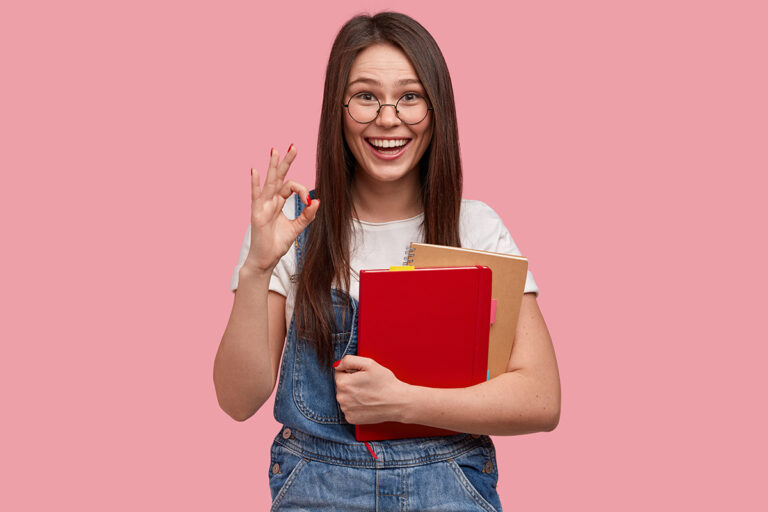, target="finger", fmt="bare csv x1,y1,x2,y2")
278,180,310,202
276,143,298,181
334,354,368,372
250,168,262,202
291,197,321,235
264,147,280,190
